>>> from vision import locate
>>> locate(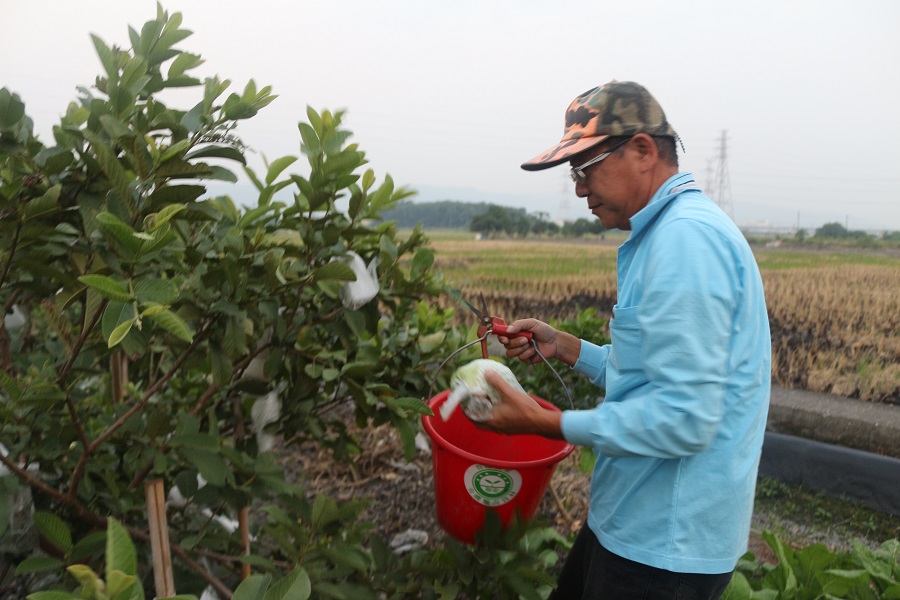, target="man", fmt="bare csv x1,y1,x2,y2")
482,81,771,599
